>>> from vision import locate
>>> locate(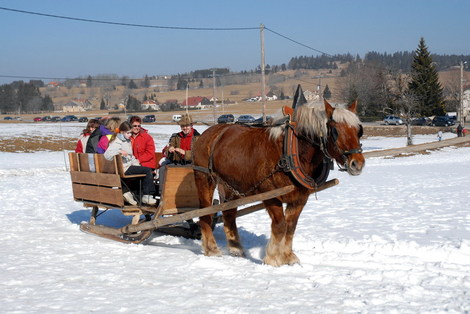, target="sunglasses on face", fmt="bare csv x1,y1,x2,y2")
132,125,141,128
